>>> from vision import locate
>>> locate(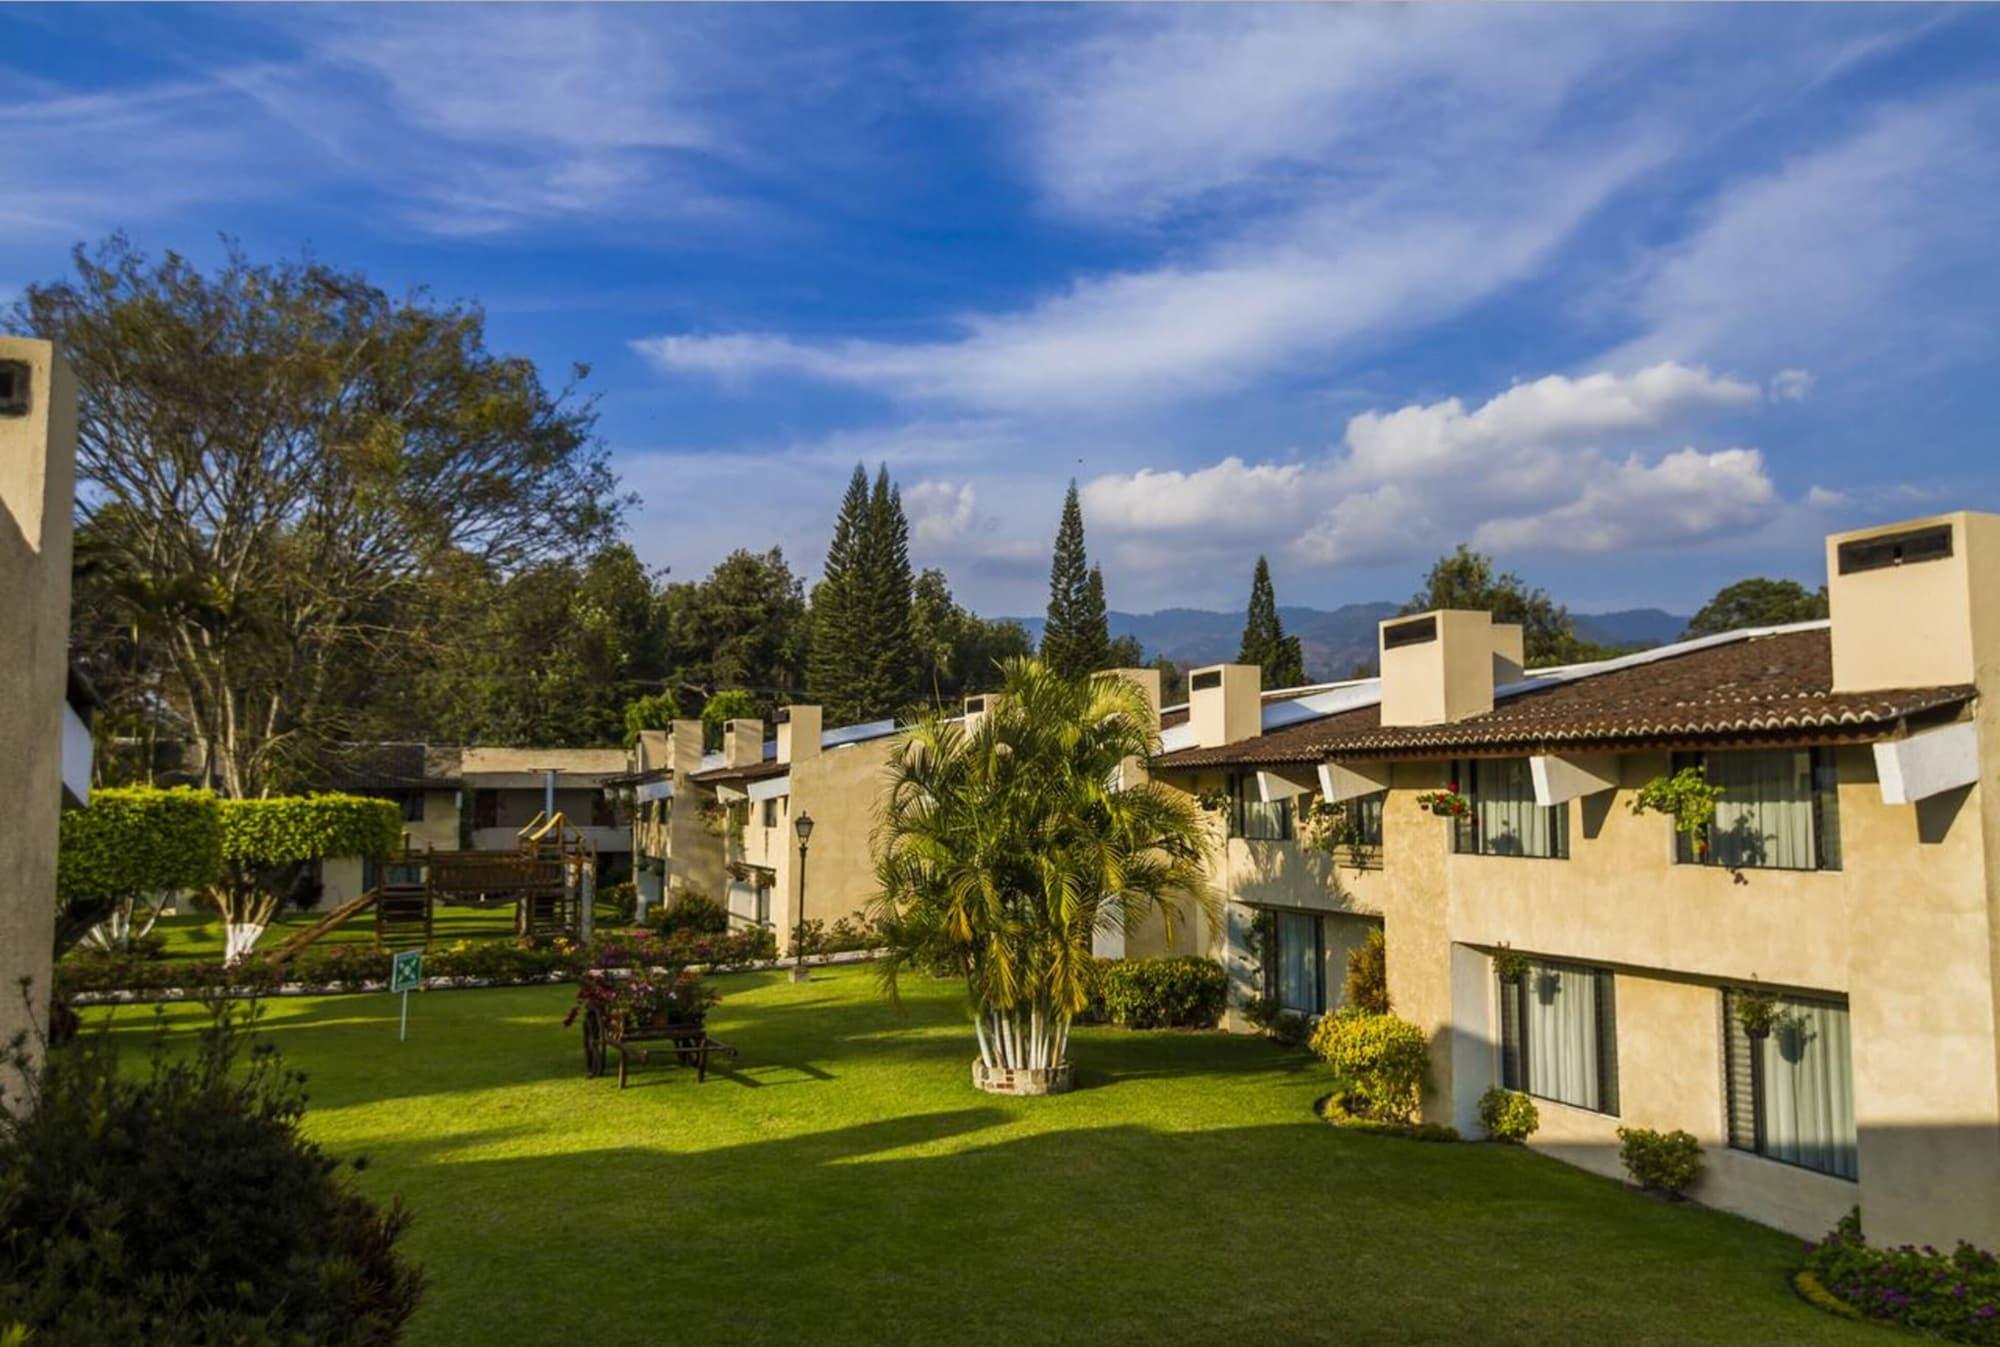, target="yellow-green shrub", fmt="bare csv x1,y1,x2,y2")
1310,1007,1429,1123
1477,1086,1539,1143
